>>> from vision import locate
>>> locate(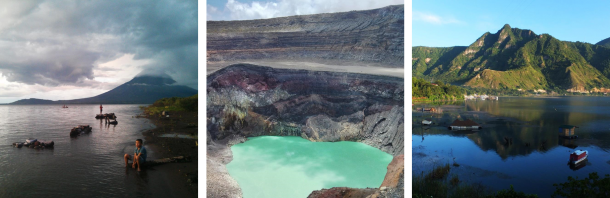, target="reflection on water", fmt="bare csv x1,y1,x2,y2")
415,97,610,158
569,159,589,171
413,97,610,197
